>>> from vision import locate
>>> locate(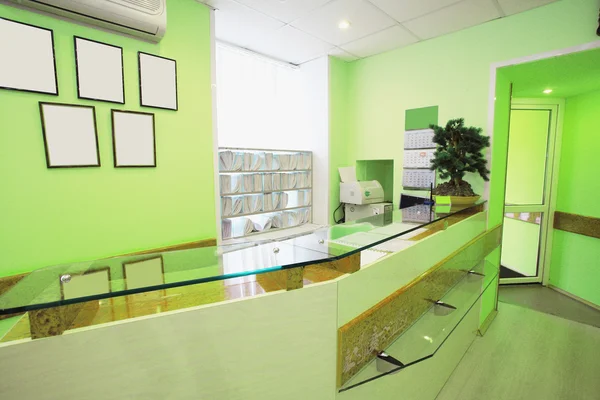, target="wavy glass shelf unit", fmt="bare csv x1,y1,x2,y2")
0,202,484,316
219,147,313,240
339,259,498,392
